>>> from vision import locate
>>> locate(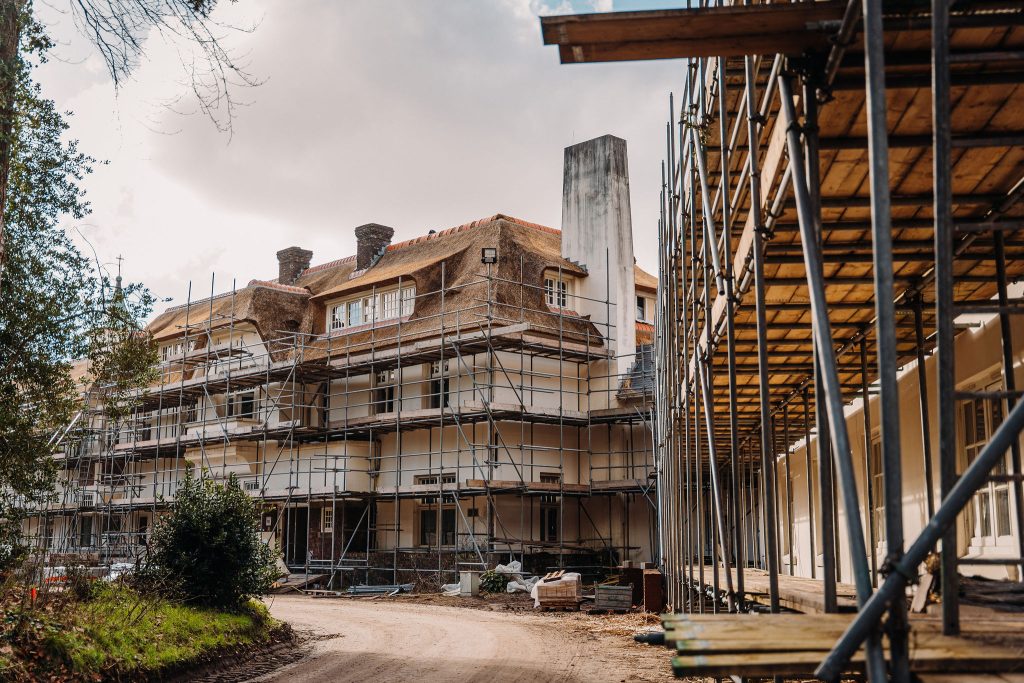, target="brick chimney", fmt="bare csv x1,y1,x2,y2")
276,246,313,284
354,224,395,270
